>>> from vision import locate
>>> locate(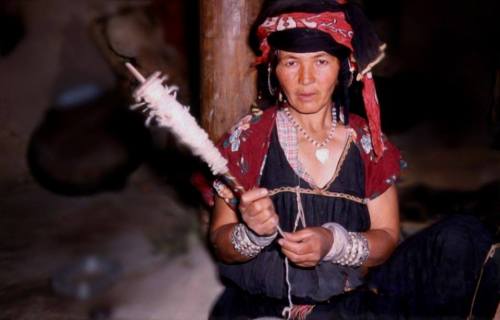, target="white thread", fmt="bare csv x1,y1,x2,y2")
295,187,307,230
467,243,500,319
283,257,293,320
281,187,309,319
